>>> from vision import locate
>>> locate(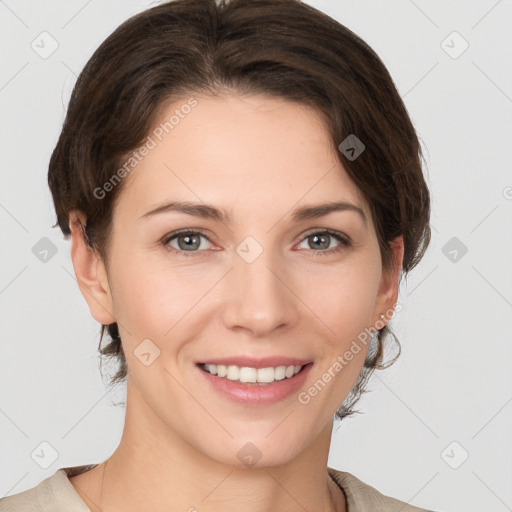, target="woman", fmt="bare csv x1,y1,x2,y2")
0,0,435,510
